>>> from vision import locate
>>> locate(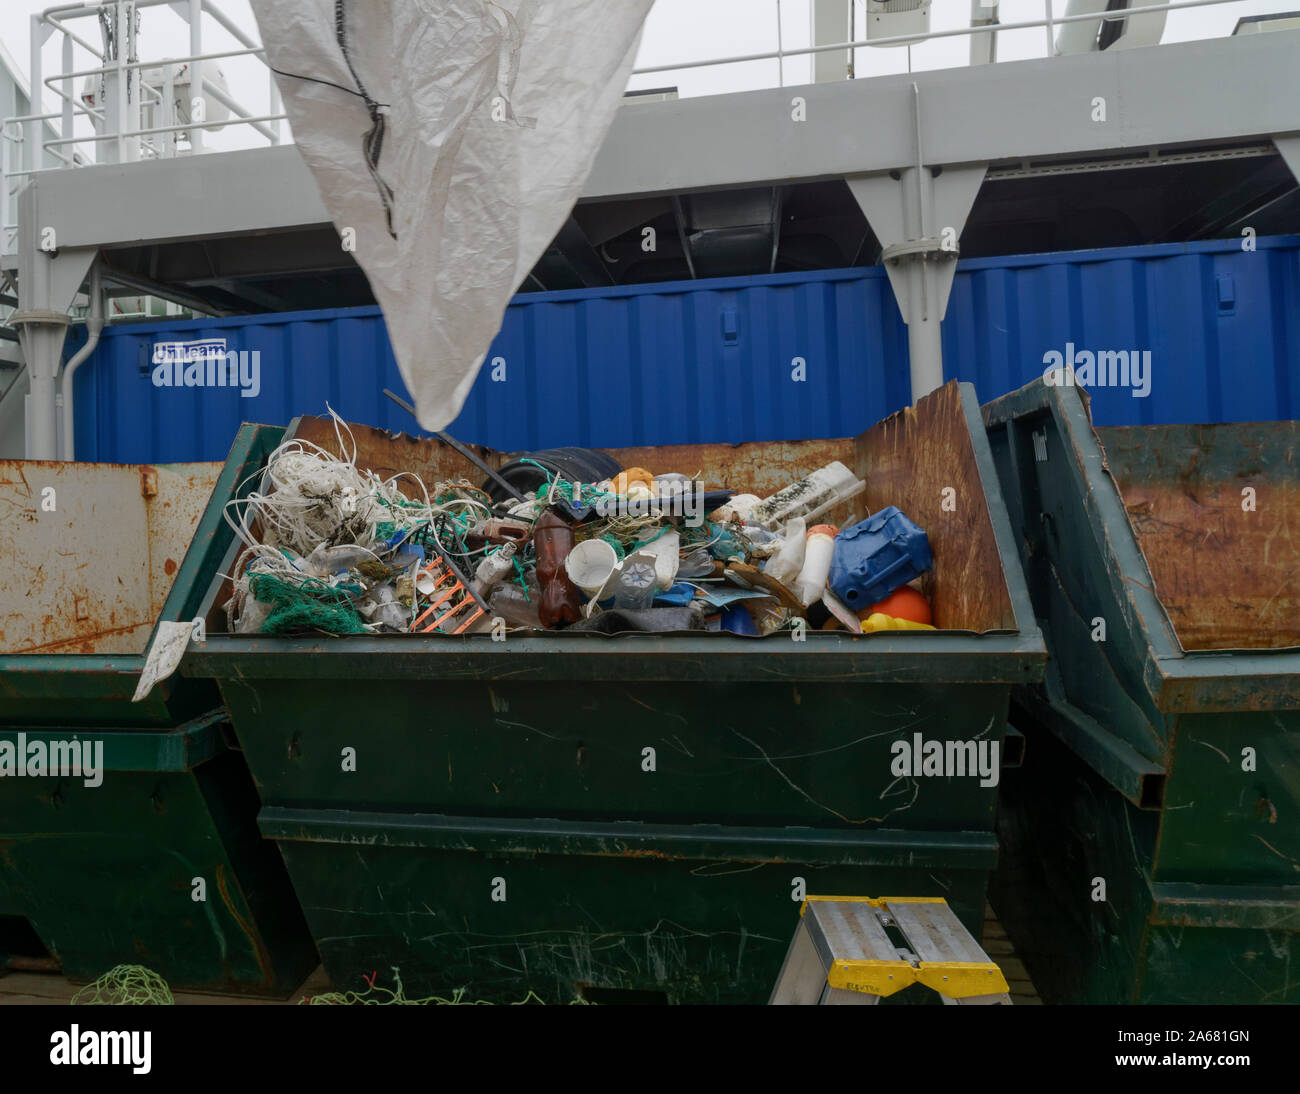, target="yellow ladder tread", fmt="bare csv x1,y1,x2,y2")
771,896,1013,1006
